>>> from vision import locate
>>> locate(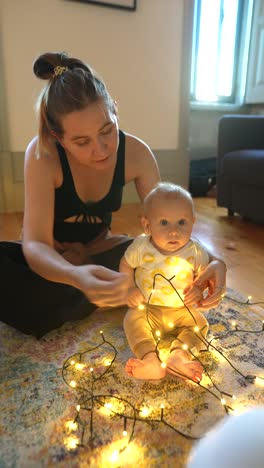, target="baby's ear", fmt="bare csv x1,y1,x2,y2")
141,216,150,234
